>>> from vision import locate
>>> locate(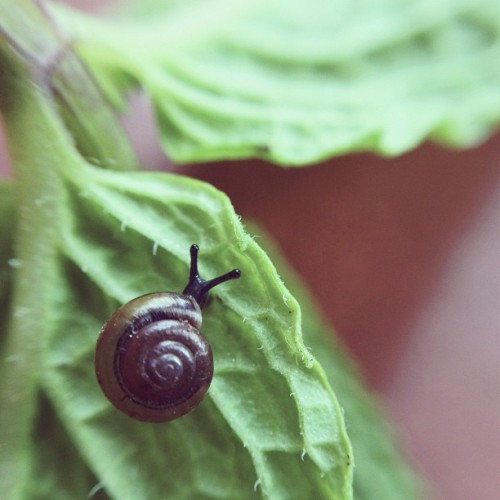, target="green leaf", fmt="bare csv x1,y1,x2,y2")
1,160,419,499
0,40,352,497
39,164,353,499
22,394,105,500
49,0,500,165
